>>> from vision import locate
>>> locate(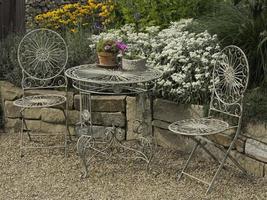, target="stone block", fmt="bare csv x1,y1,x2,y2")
207,133,233,147
25,120,42,132
4,101,21,118
126,96,152,140
5,118,22,133
231,151,265,177
41,121,75,135
67,110,80,125
244,121,267,143
23,109,42,120
153,98,203,123
152,120,169,130
41,108,65,124
154,127,193,151
92,112,125,127
74,95,126,112
40,105,125,127
245,139,267,163
25,90,74,109
213,134,244,153
206,128,237,148
0,81,23,101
